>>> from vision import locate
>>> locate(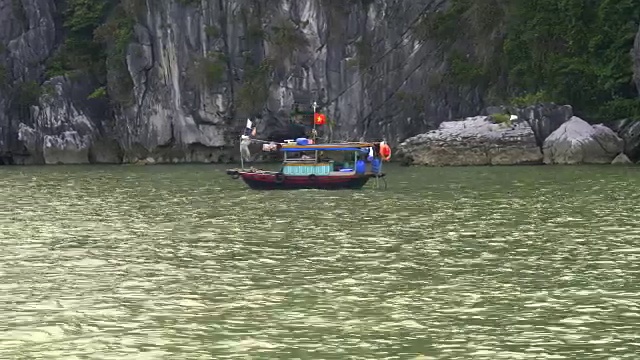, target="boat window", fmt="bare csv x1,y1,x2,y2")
284,150,317,162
